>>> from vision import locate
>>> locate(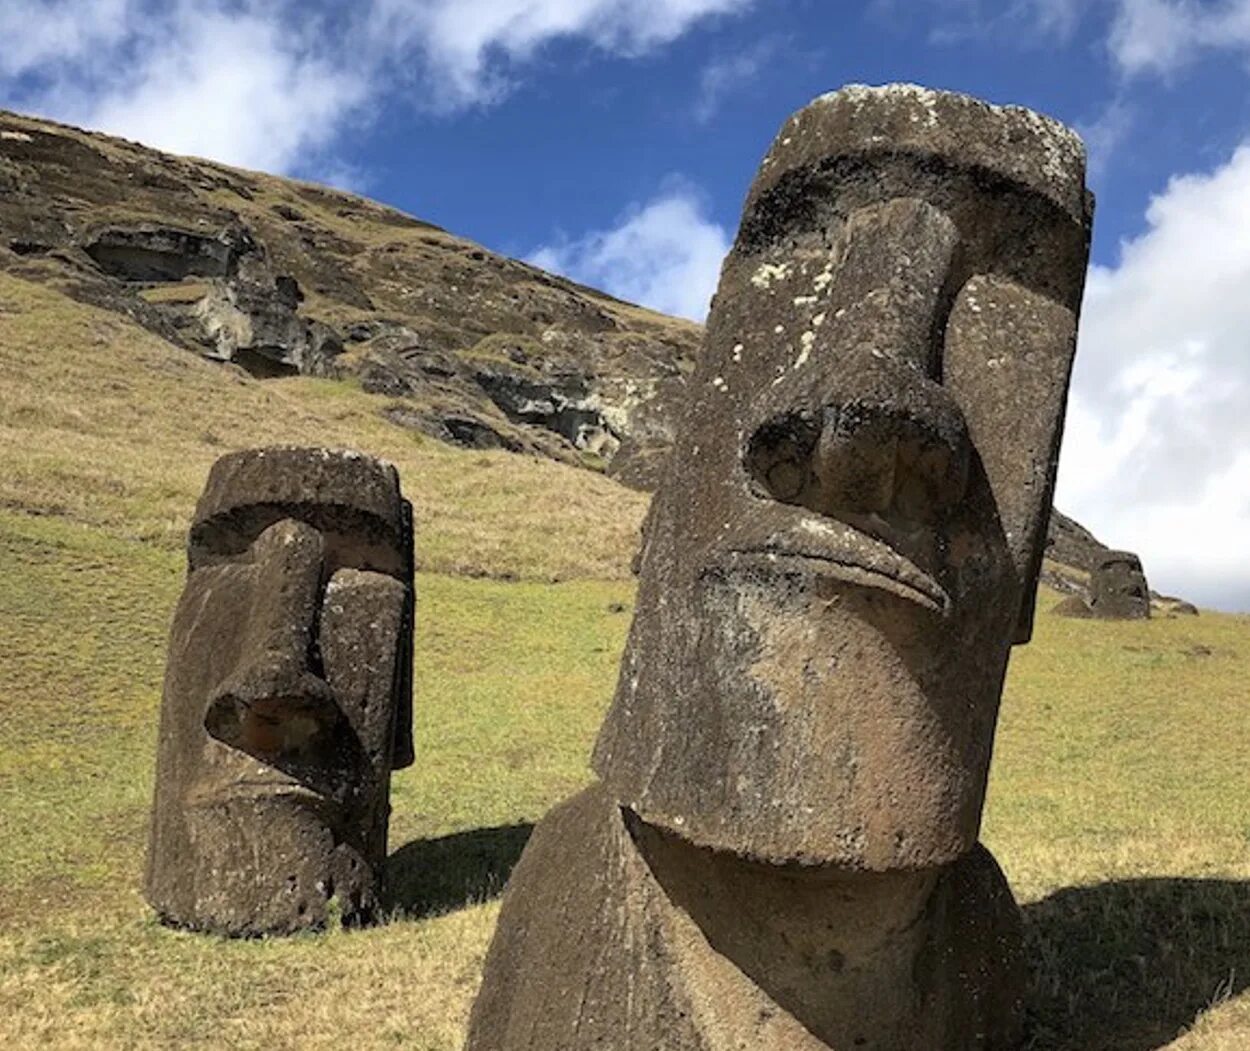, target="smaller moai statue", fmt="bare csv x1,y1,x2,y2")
1090,550,1150,619
467,83,1093,1051
145,447,415,935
